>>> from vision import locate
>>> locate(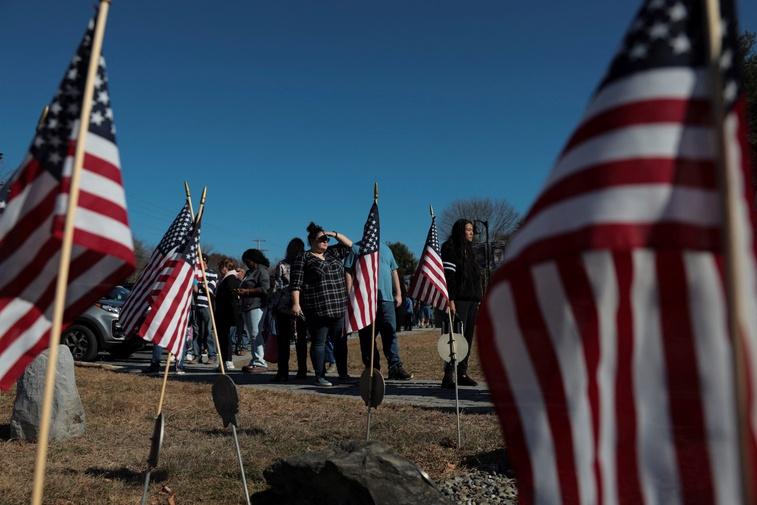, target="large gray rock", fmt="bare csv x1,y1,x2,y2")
10,345,86,441
254,440,452,505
